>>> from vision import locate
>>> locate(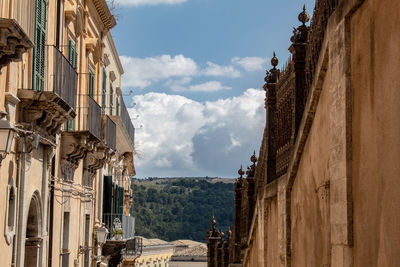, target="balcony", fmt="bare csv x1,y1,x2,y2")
102,115,116,151
18,45,77,142
60,97,103,181
51,45,78,111
102,213,135,240
120,99,135,146
86,96,102,140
